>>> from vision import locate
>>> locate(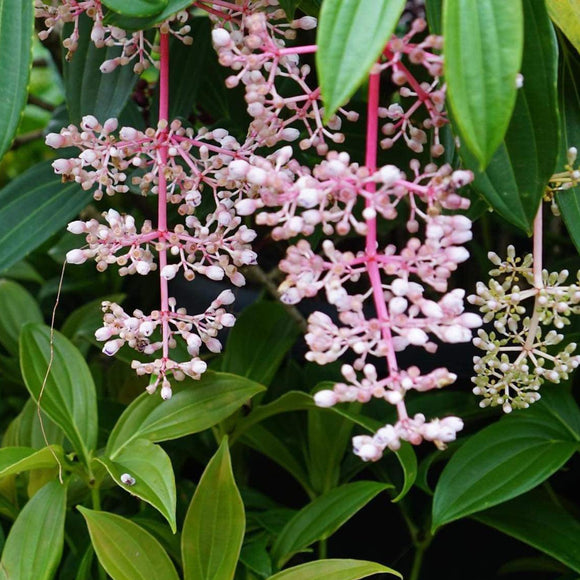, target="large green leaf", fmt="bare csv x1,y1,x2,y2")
20,323,98,465
431,389,580,530
106,371,265,456
444,0,524,167
316,0,406,122
457,0,559,232
98,439,176,531
63,13,137,124
547,0,580,55
555,40,580,253
103,0,192,31
182,439,245,580
0,0,34,161
475,487,580,574
268,559,402,579
101,0,167,18
0,279,42,355
271,481,391,568
222,301,300,385
79,508,180,580
0,481,66,580
0,161,88,273
0,446,63,479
